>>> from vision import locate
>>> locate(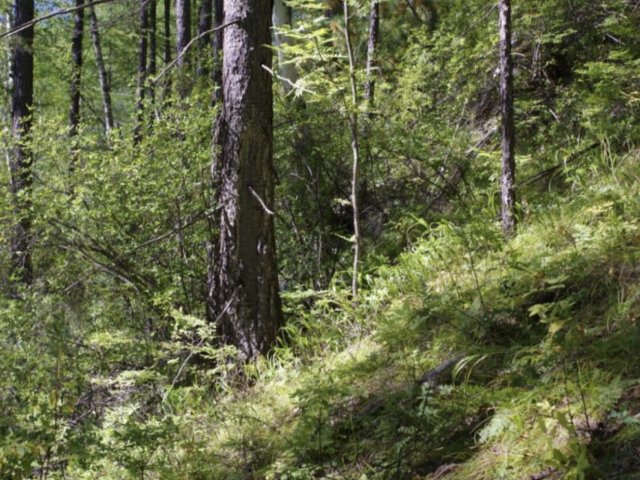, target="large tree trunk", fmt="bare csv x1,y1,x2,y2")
209,0,282,360
69,0,84,138
134,0,148,144
499,0,516,237
8,0,35,287
196,0,212,77
272,0,298,95
175,0,191,97
89,6,115,134
363,0,379,105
